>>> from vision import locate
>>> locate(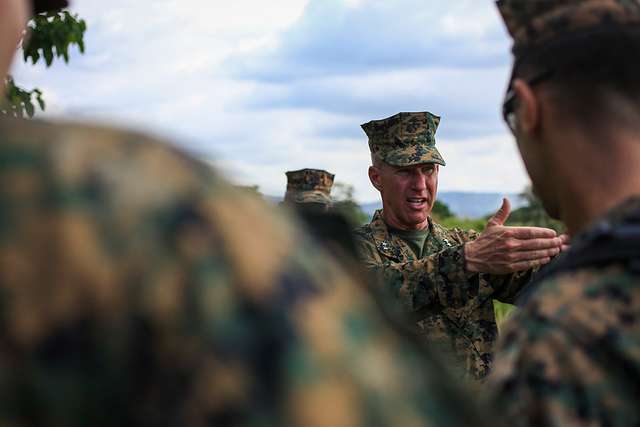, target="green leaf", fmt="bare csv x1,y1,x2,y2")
25,101,35,118
43,45,54,66
5,8,87,118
